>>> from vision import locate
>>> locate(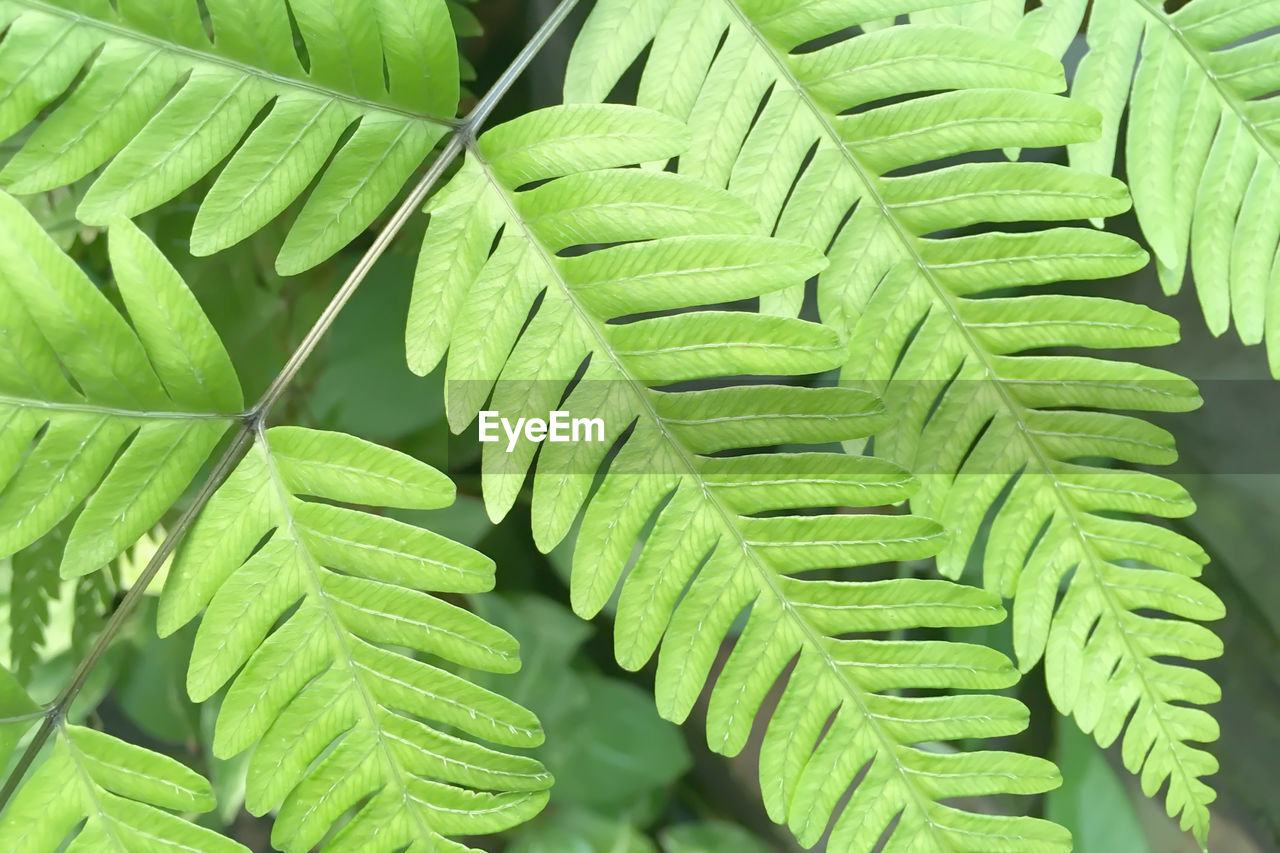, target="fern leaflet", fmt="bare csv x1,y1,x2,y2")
954,0,1280,371
406,103,1070,852
565,1,1224,842
1036,0,1280,376
0,193,550,850
0,665,246,852
0,0,460,274
0,191,238,579
158,426,552,853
